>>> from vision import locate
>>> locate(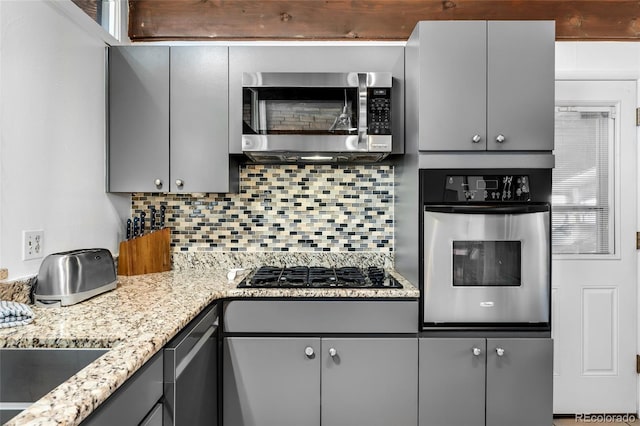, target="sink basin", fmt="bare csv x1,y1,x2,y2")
0,348,108,423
